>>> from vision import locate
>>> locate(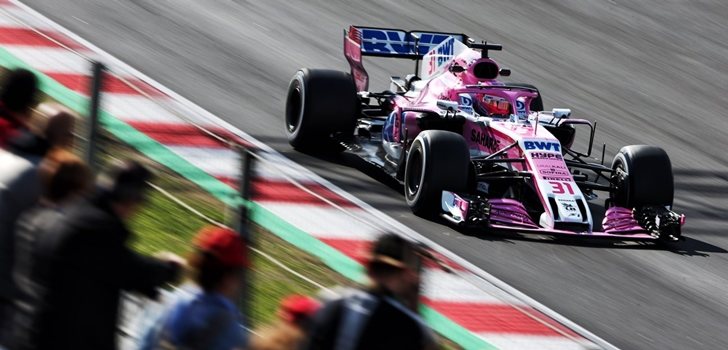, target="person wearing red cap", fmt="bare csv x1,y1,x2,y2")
249,295,321,350
139,225,249,350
